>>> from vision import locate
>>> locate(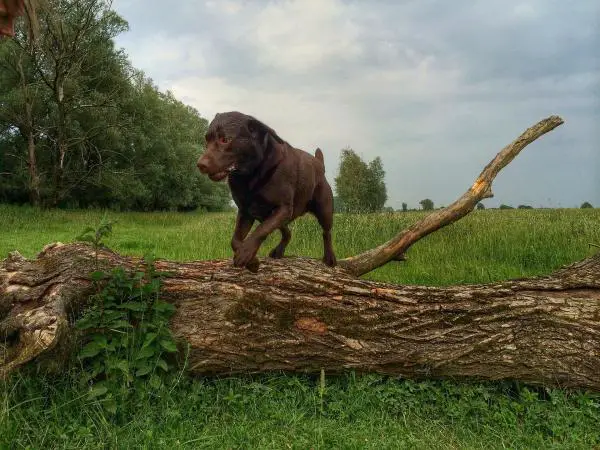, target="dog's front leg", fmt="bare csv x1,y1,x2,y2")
233,206,291,269
231,211,255,252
